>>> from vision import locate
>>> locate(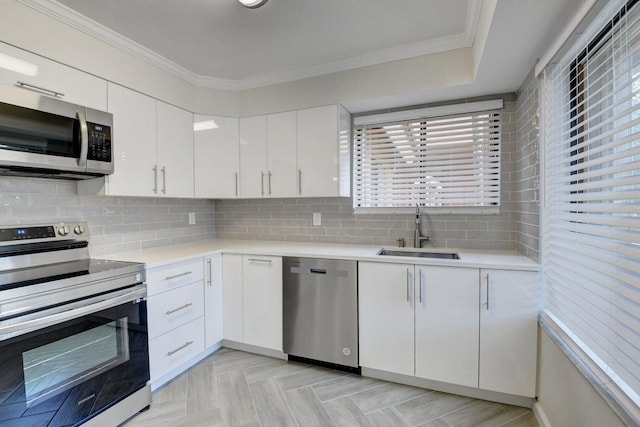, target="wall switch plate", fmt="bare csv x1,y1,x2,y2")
313,212,321,226
188,212,196,225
